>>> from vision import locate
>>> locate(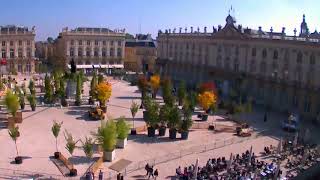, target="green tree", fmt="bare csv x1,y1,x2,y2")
90,72,98,99
18,90,25,110
75,74,82,106
98,74,104,84
8,126,20,157
81,137,94,158
53,71,61,95
130,101,139,129
27,94,36,111
116,117,130,140
44,74,53,104
167,105,181,130
52,120,63,153
94,120,117,152
28,80,35,95
144,97,160,128
4,90,19,117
